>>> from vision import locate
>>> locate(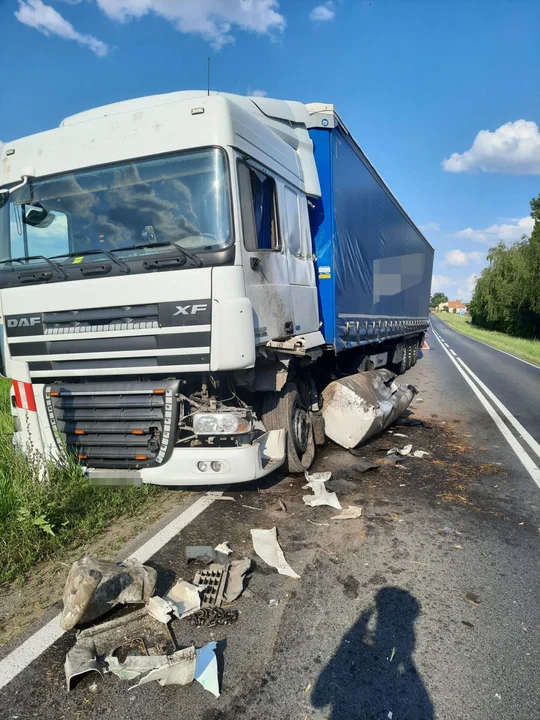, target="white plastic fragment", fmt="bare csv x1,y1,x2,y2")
387,444,412,456
108,654,170,681
251,527,300,579
195,641,220,697
302,471,342,510
331,505,363,520
130,647,197,688
165,580,205,619
393,433,408,437
214,542,232,555
147,595,174,624
413,450,429,458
